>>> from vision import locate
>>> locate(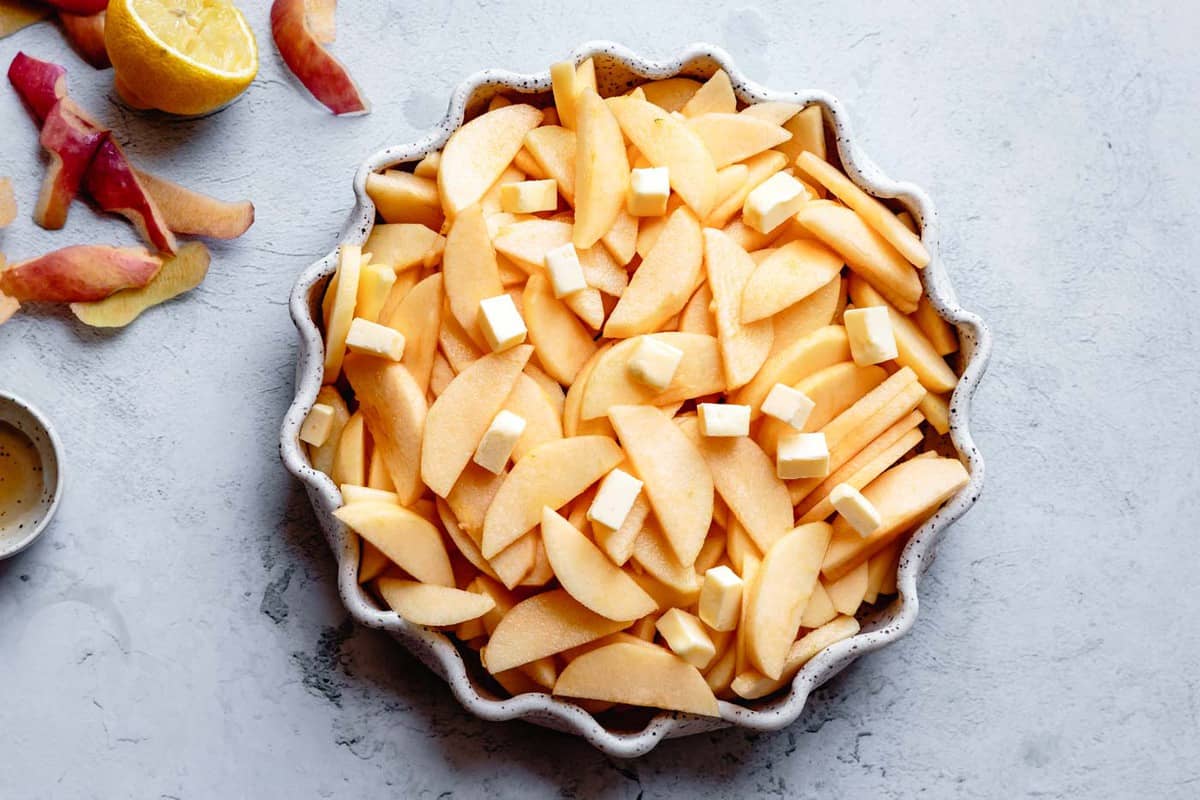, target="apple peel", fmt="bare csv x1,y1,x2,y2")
0,1,50,42
0,177,15,228
43,0,107,13
84,137,177,252
7,52,68,124
58,11,110,70
71,241,209,327
36,98,106,230
0,244,161,302
271,0,369,116
132,170,254,240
